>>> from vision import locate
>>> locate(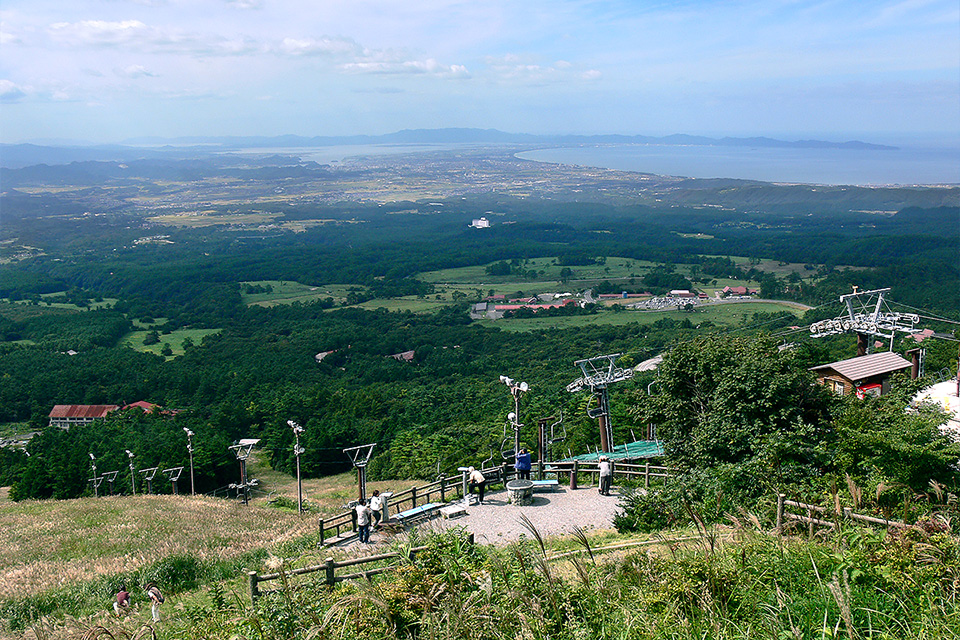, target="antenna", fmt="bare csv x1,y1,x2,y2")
162,466,184,495
343,443,376,500
810,287,920,354
139,467,159,494
567,353,634,453
229,439,260,505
